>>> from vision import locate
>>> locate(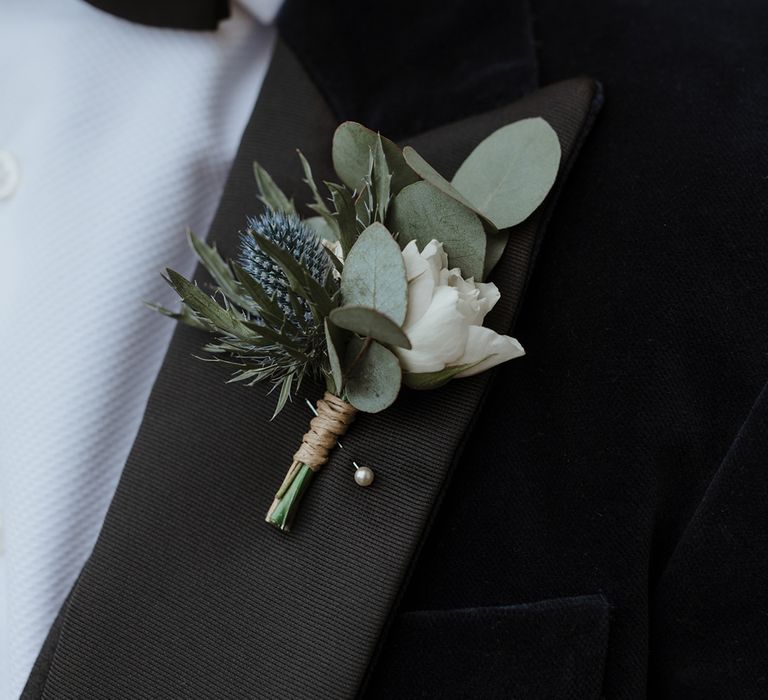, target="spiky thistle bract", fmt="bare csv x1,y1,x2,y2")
152,129,396,417
155,212,339,417
239,211,330,328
